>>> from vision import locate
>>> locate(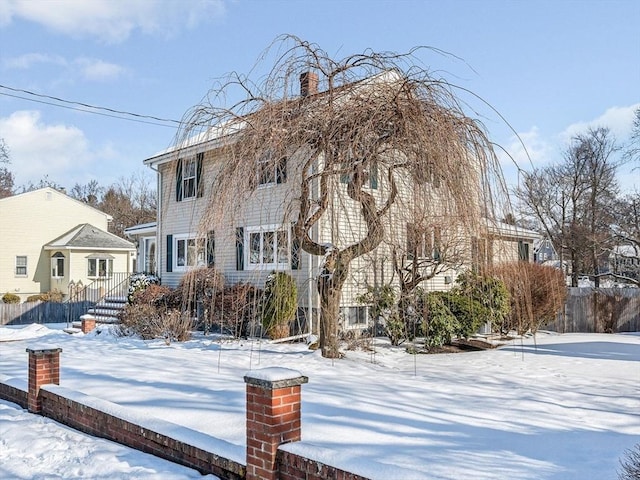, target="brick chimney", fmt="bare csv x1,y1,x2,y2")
299,71,318,97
